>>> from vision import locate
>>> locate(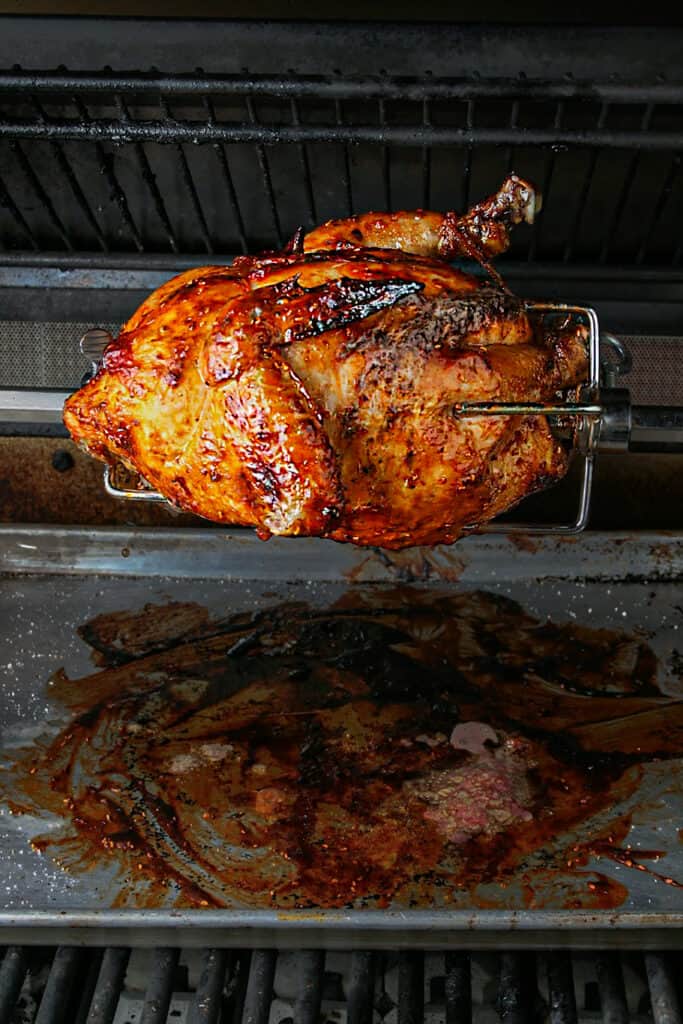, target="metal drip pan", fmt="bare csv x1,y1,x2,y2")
0,528,681,948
